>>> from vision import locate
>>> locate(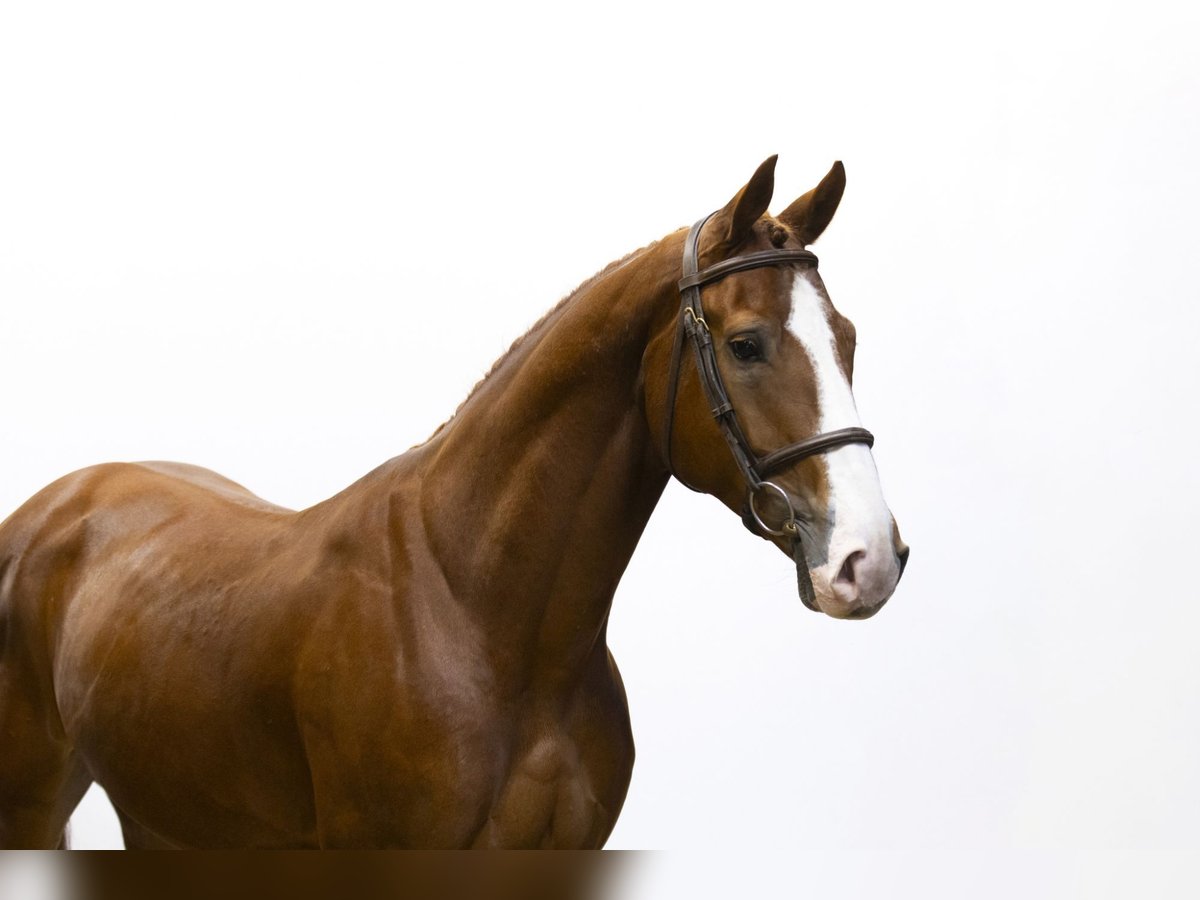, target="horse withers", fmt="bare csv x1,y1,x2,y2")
0,157,907,848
